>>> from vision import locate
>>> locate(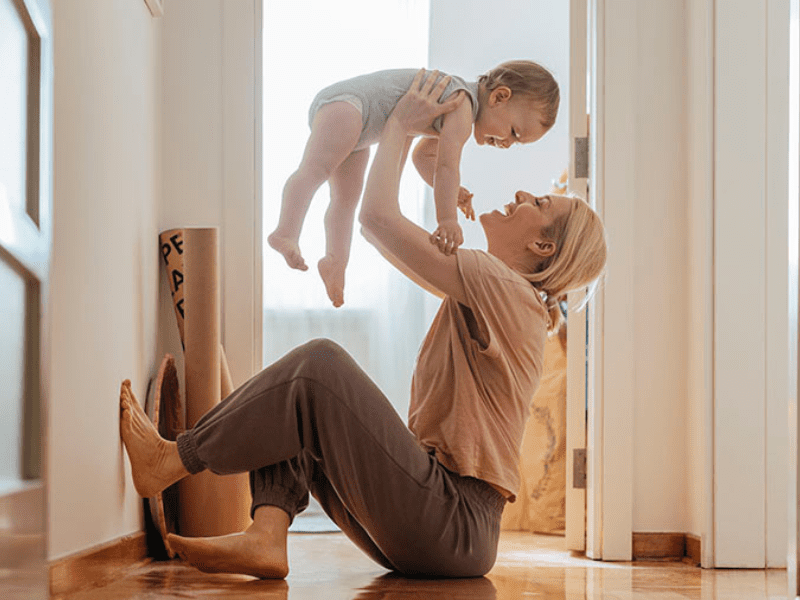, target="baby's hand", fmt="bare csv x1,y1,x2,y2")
457,187,475,221
430,218,463,256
